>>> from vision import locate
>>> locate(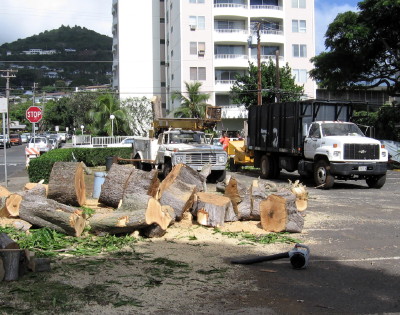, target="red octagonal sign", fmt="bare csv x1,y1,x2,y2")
26,106,43,123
